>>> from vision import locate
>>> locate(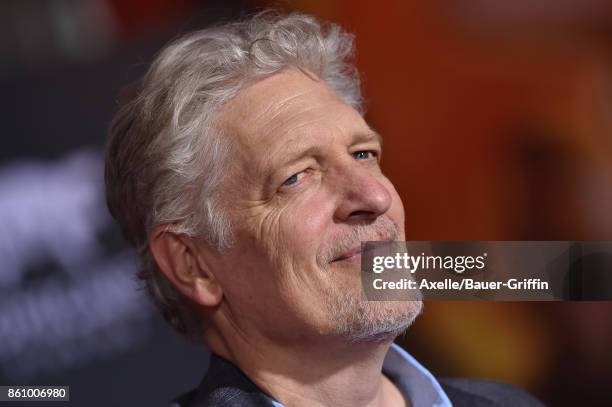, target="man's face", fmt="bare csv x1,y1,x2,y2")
209,69,421,345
